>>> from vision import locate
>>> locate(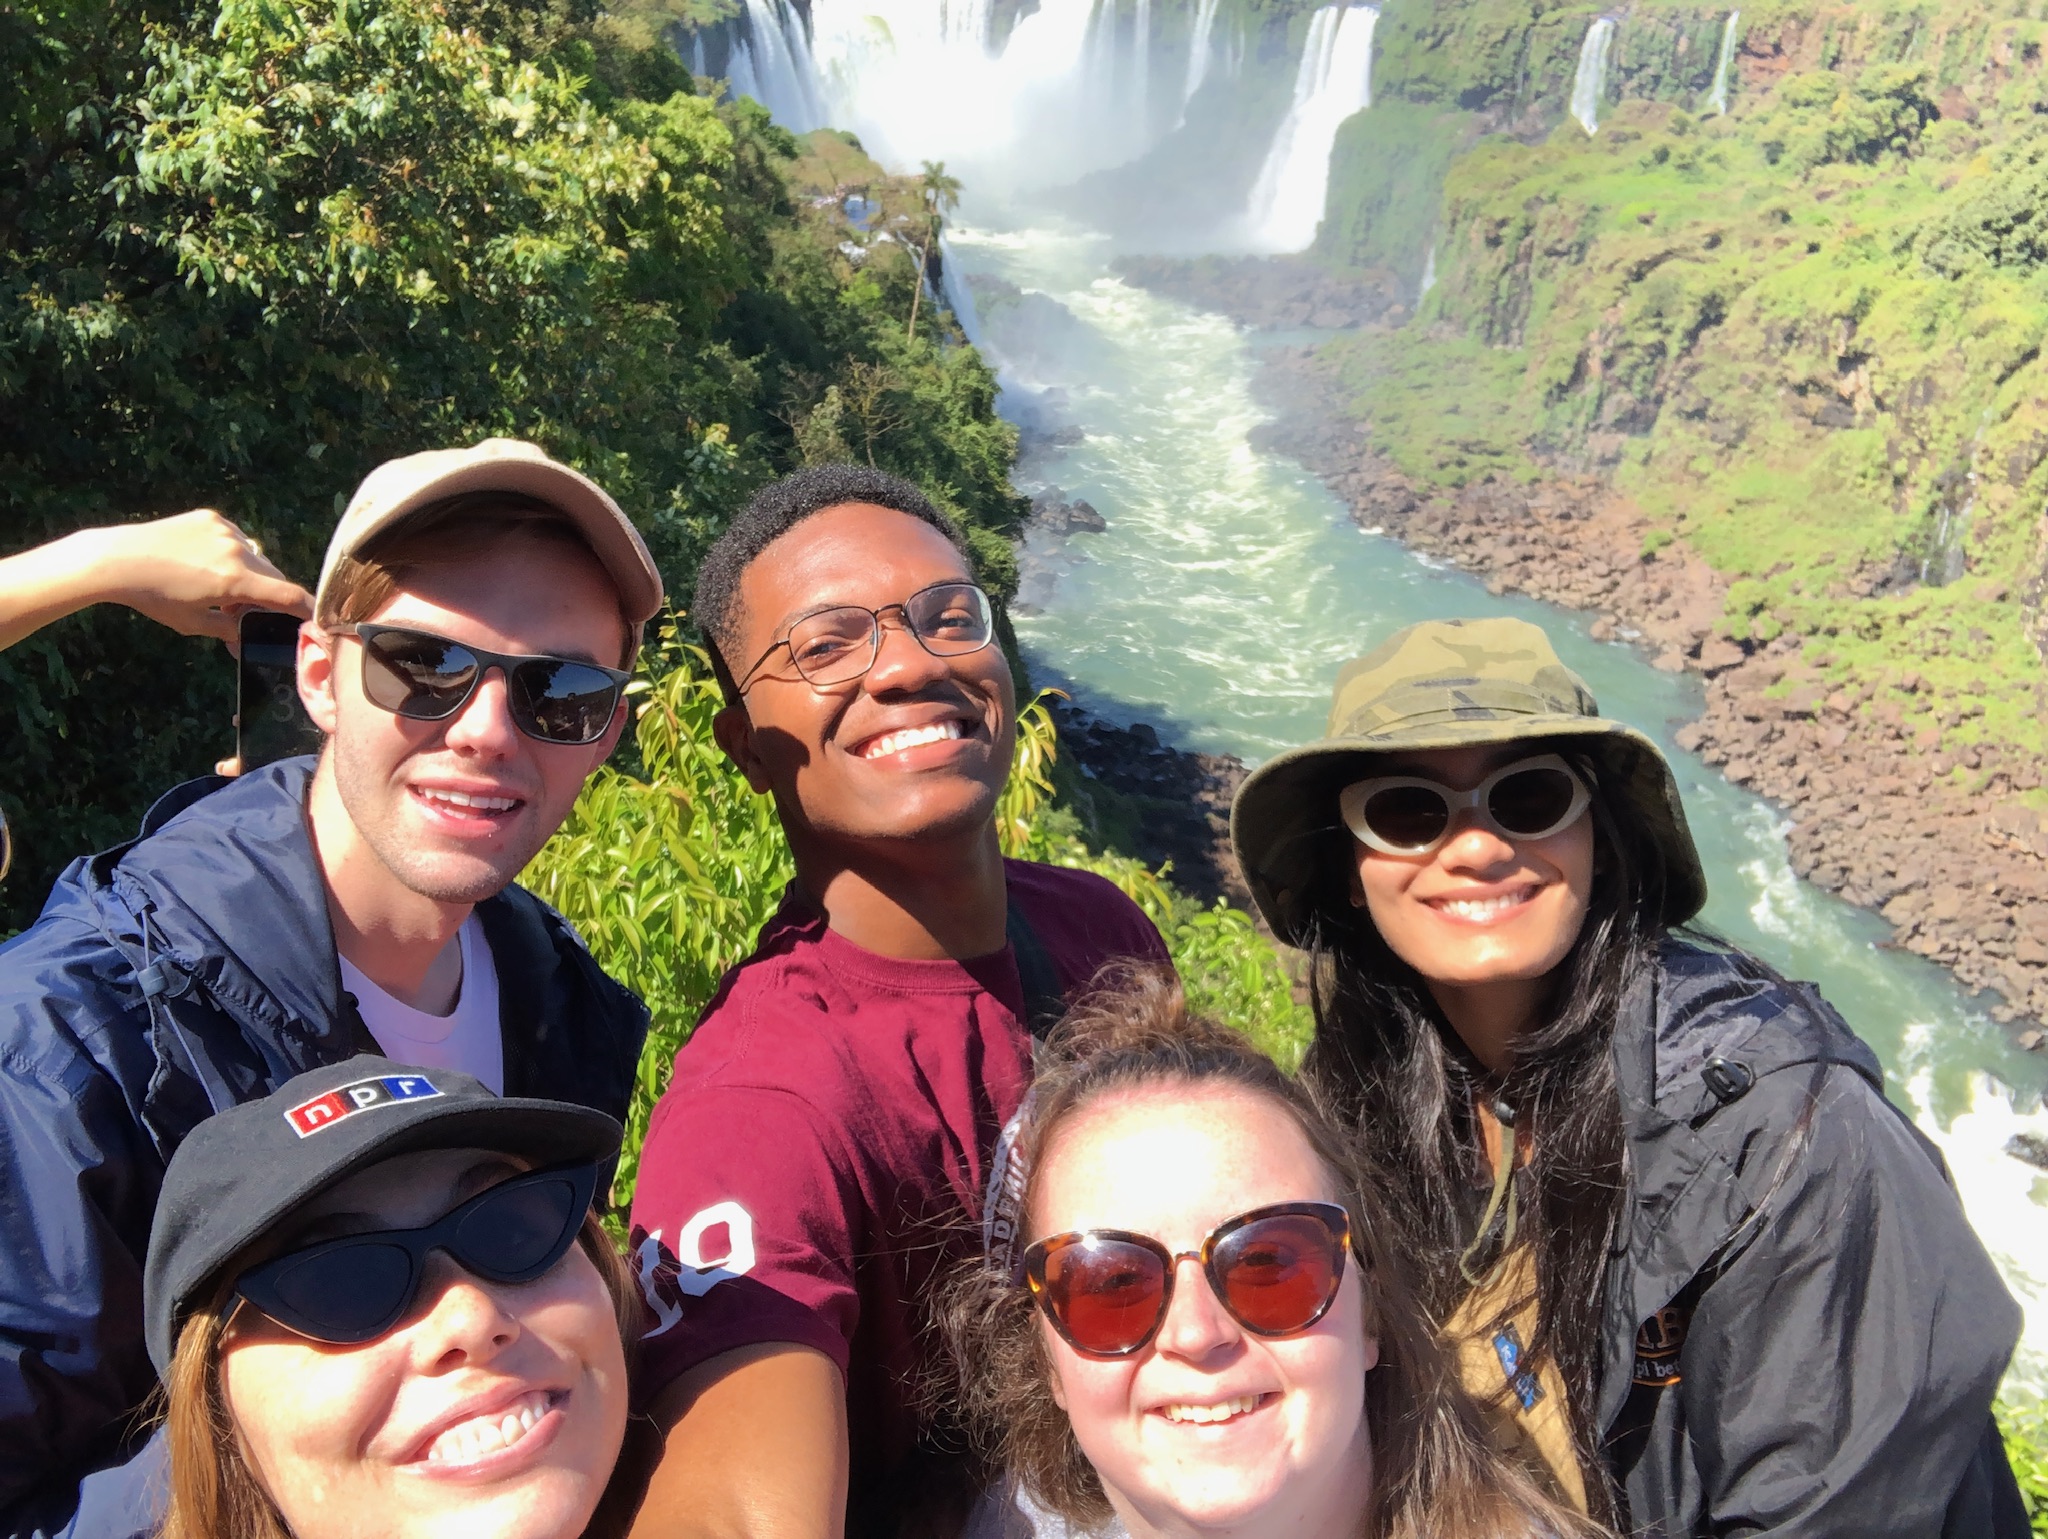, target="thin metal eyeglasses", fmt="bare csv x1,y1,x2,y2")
734,581,994,695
